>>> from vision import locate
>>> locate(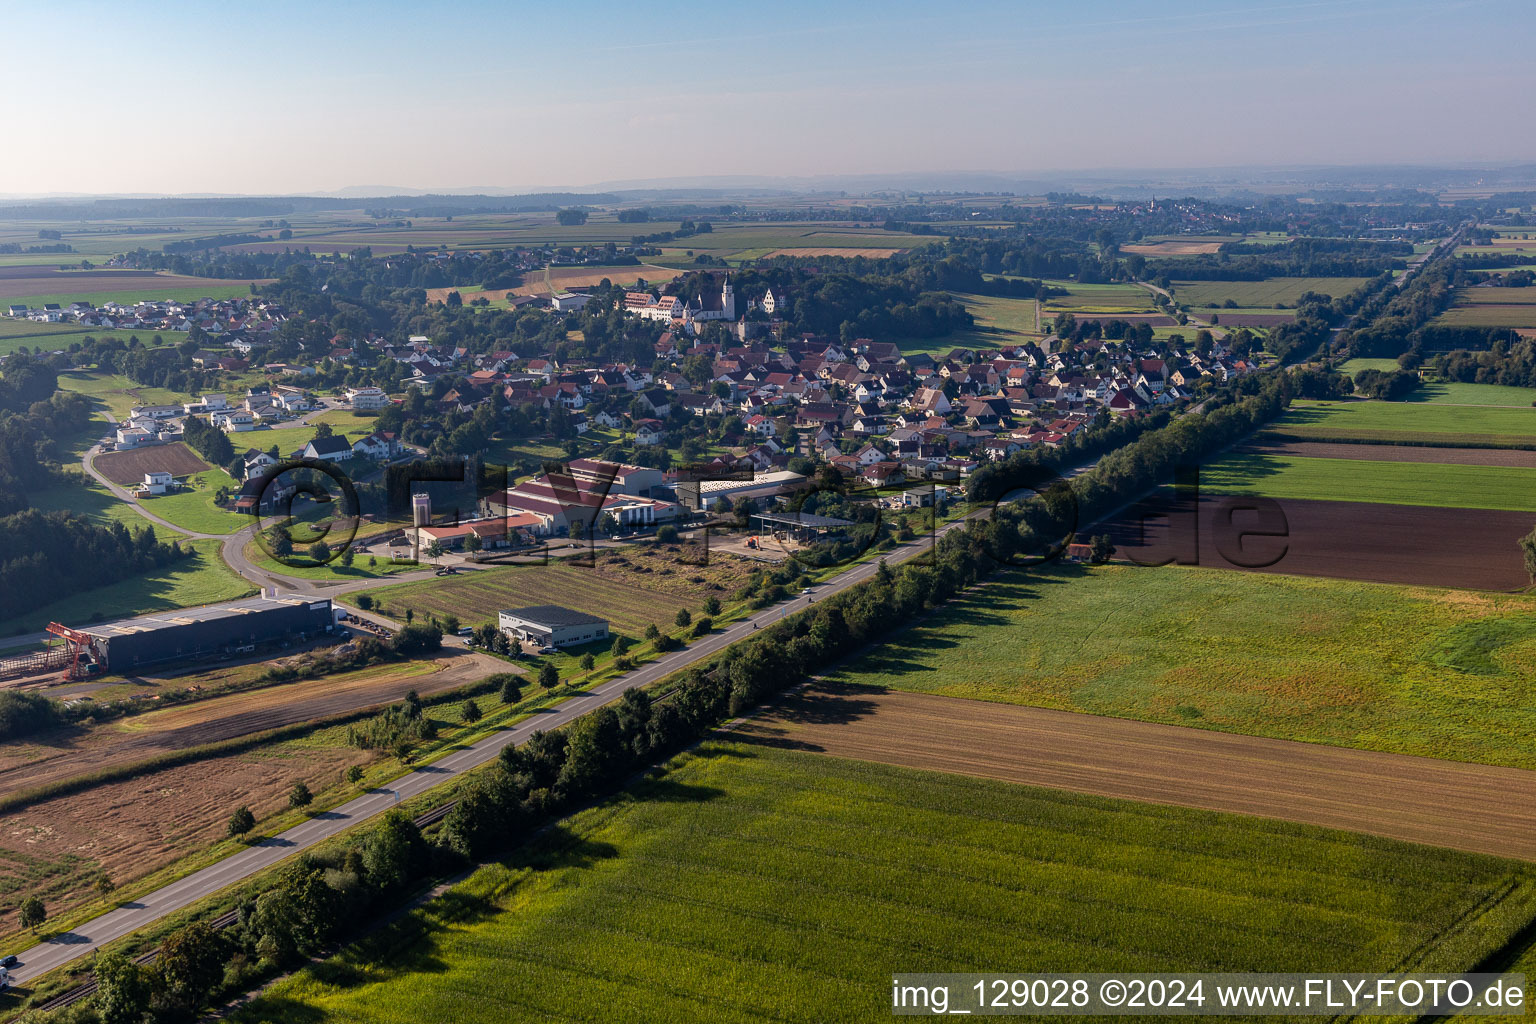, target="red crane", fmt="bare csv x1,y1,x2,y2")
45,623,104,680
